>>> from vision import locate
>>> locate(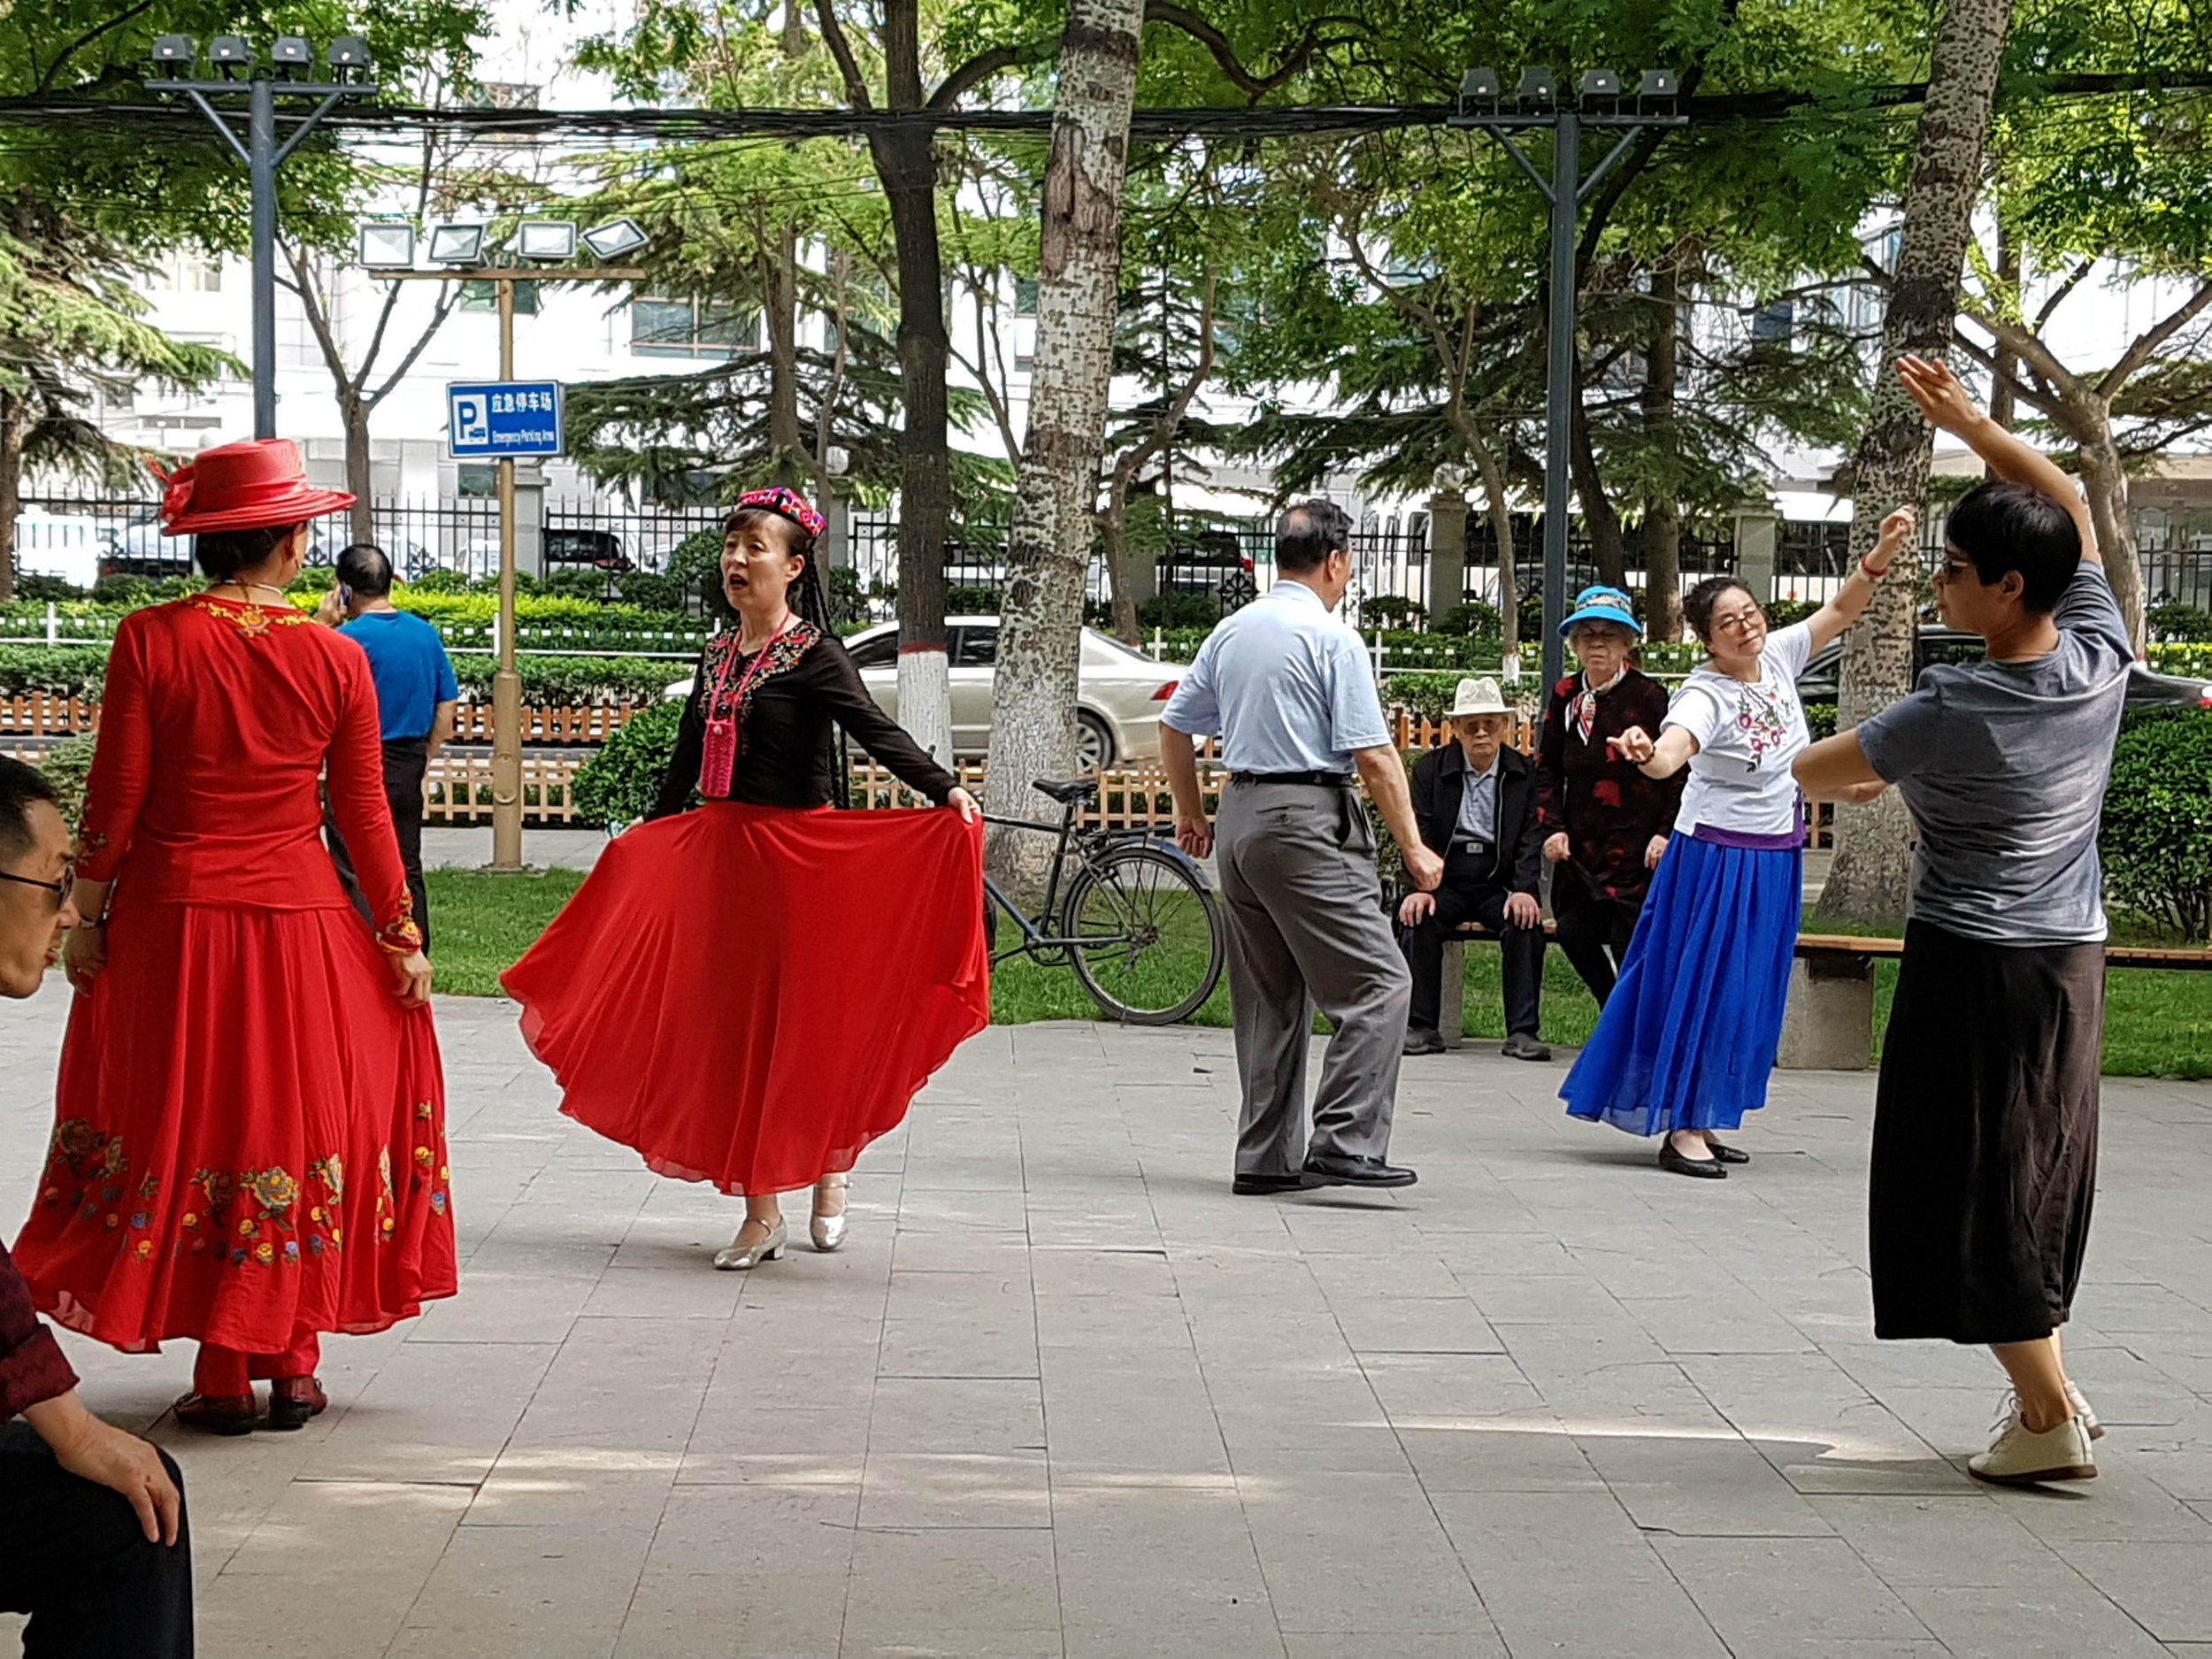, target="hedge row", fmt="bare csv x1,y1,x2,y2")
0,643,687,706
